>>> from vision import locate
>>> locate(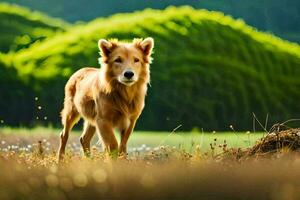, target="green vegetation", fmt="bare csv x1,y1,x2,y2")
0,3,69,52
3,0,300,43
0,127,263,151
1,6,300,130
